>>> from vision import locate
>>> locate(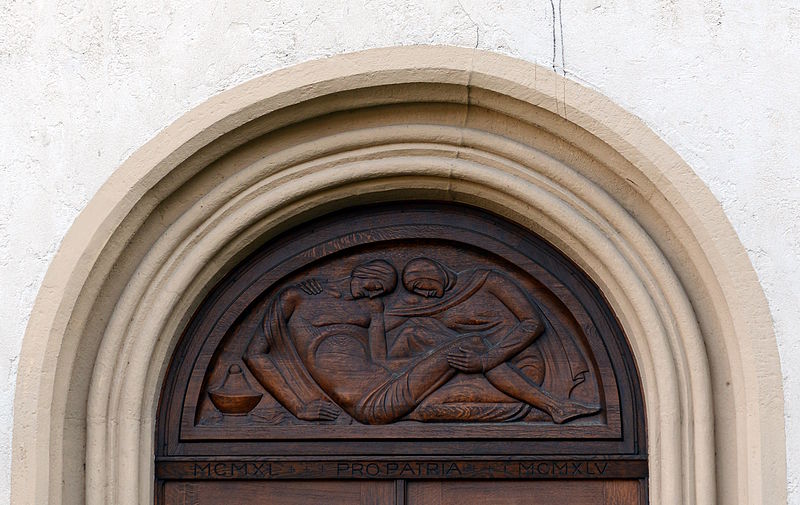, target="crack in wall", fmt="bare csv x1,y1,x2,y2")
549,0,565,73
549,0,567,116
457,0,480,49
